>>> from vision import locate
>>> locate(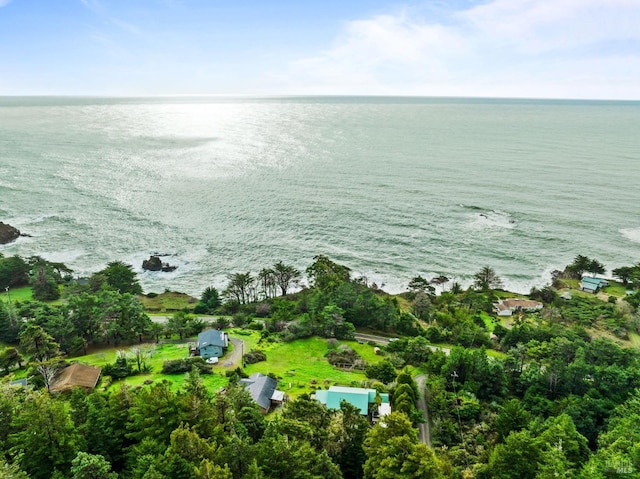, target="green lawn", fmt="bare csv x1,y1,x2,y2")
1,286,33,303
72,341,230,392
137,291,198,312
602,281,629,298
243,336,380,398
